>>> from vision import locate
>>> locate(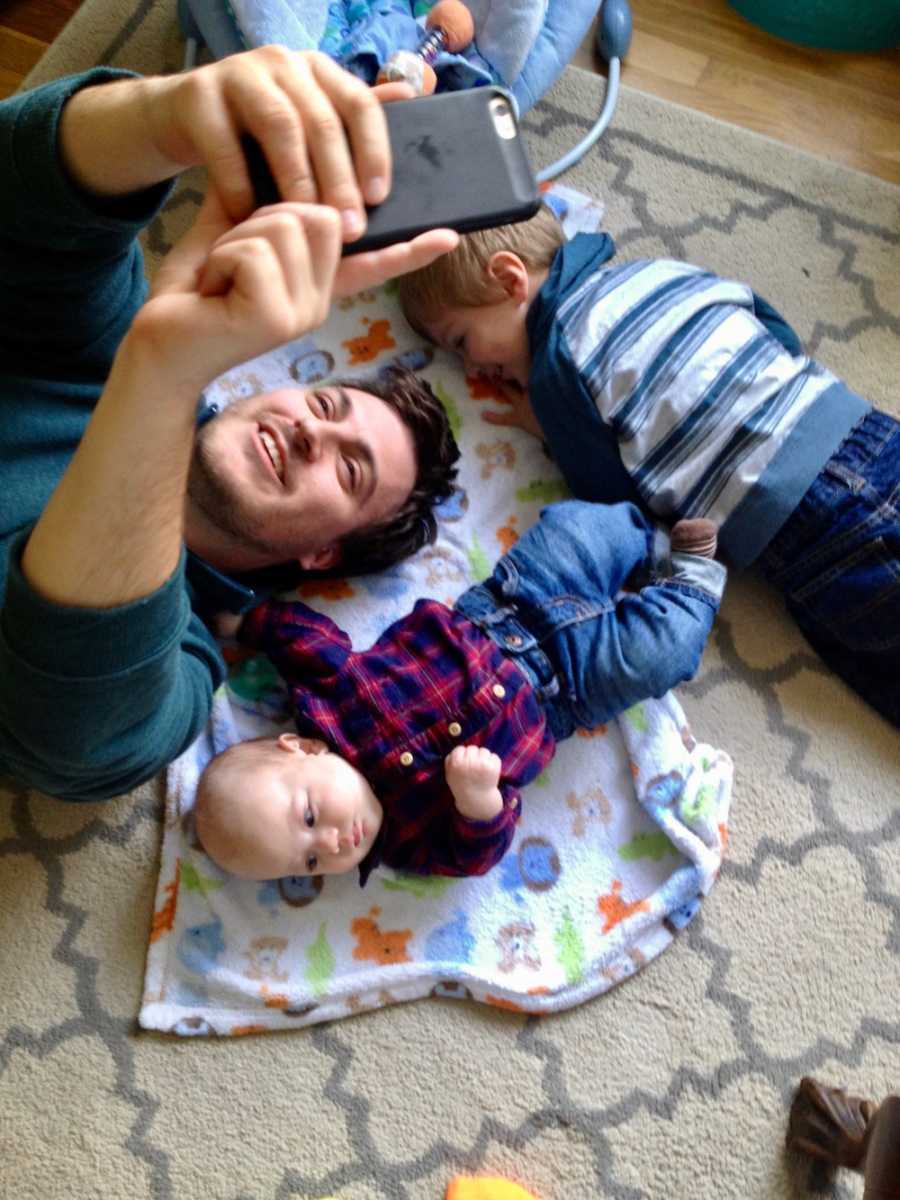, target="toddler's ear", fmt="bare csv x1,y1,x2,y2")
486,251,530,303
